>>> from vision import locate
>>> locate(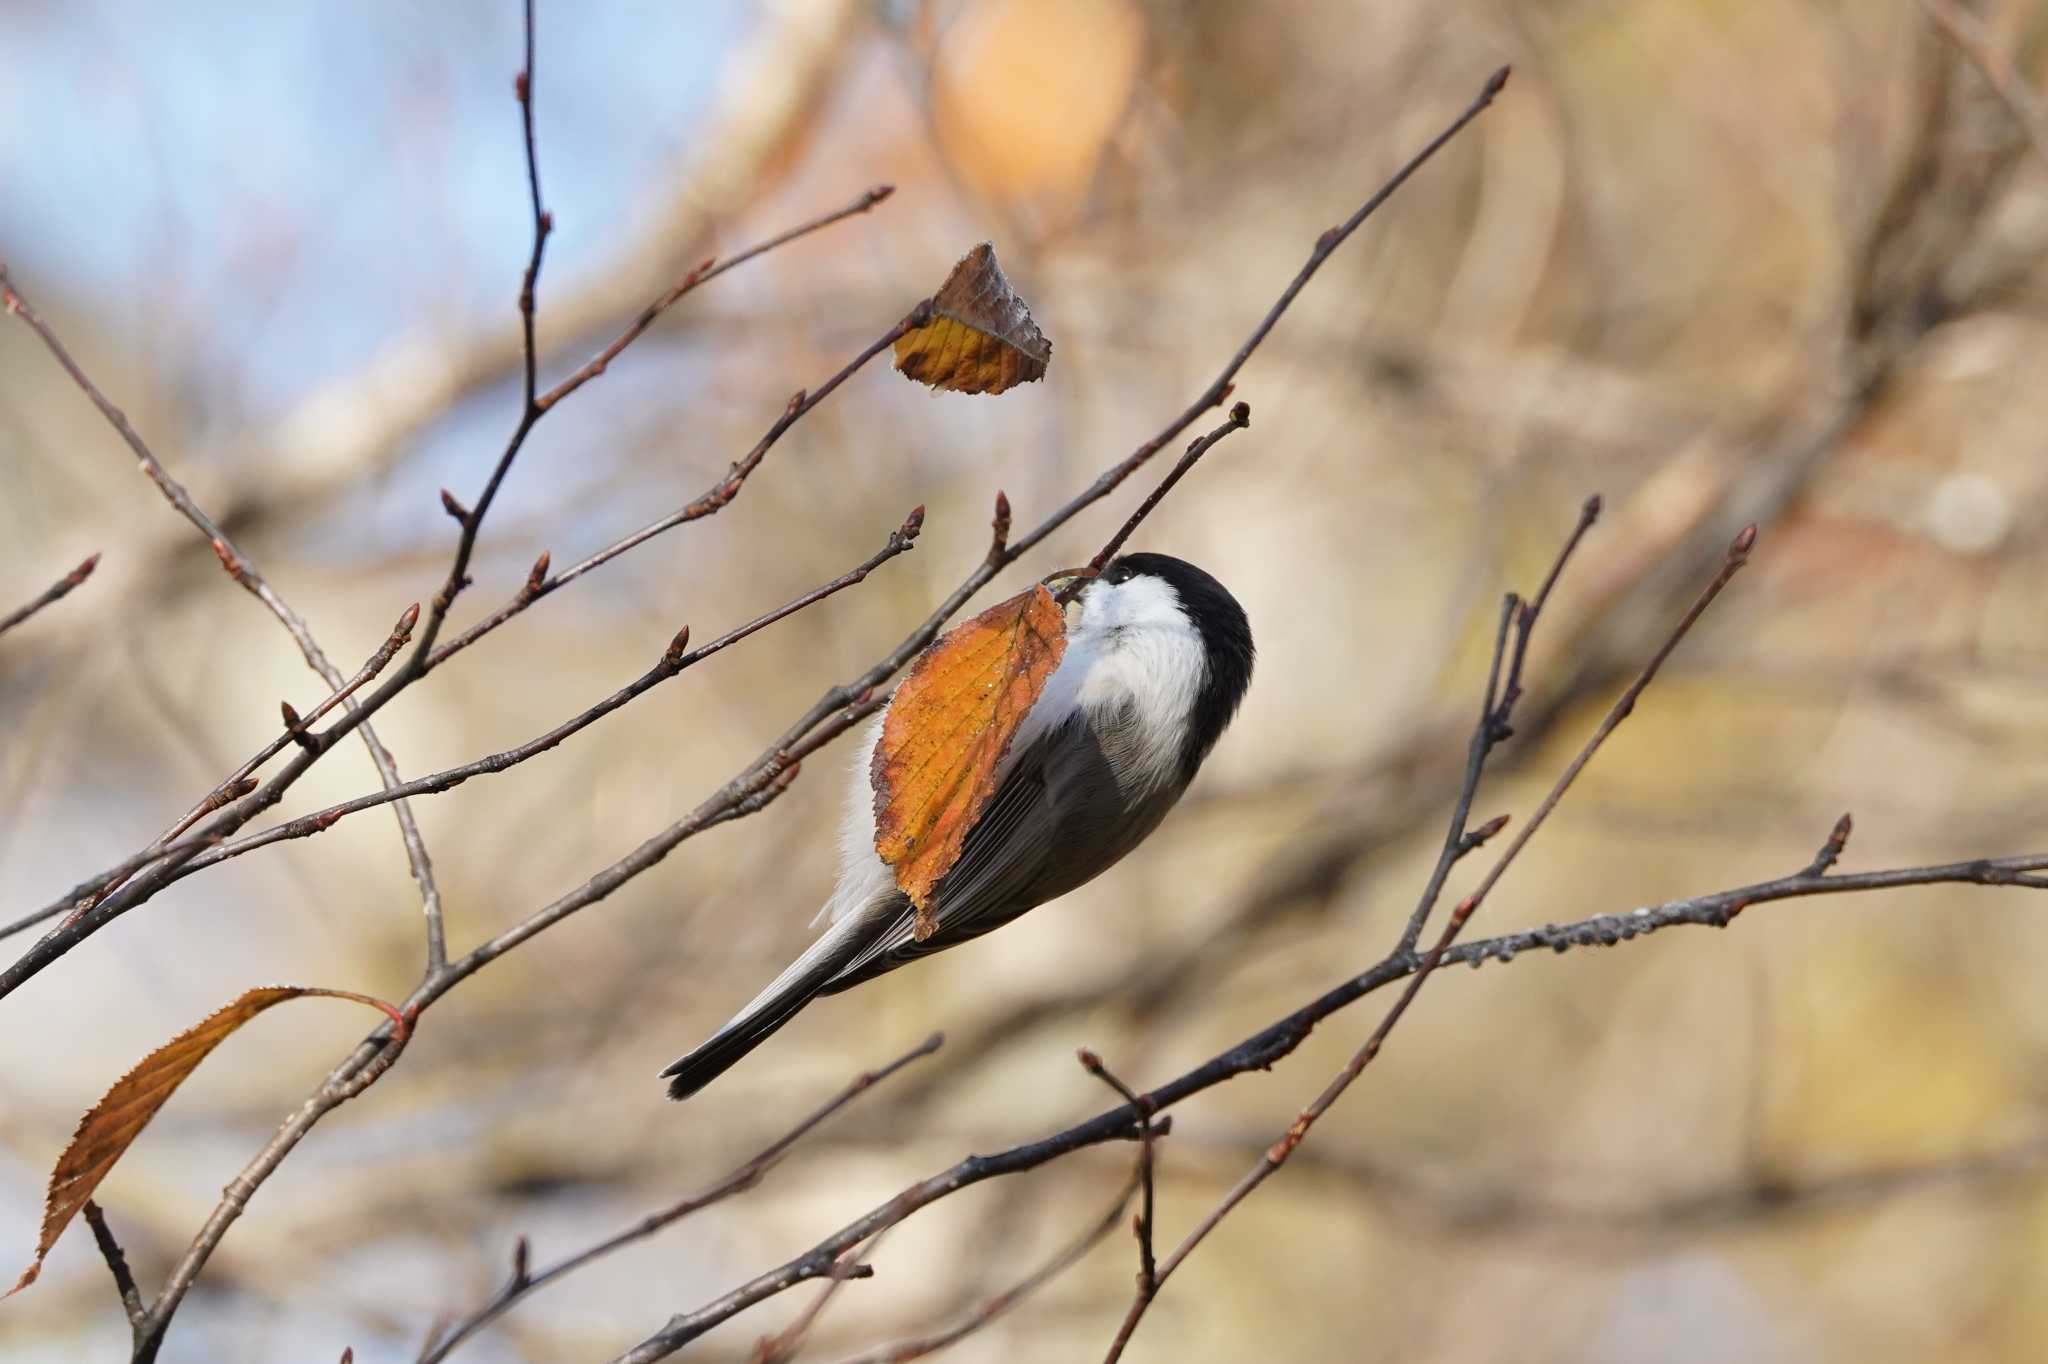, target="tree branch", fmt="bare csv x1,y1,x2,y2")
82,1201,145,1338
1101,524,1758,1359
821,1173,1138,1364
0,552,99,639
155,510,925,881
30,63,1512,1356
0,265,445,996
417,1034,942,1364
